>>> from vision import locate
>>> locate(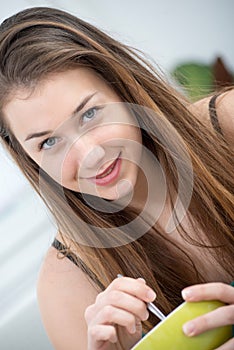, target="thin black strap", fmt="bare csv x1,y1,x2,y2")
208,94,224,136
51,238,105,290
